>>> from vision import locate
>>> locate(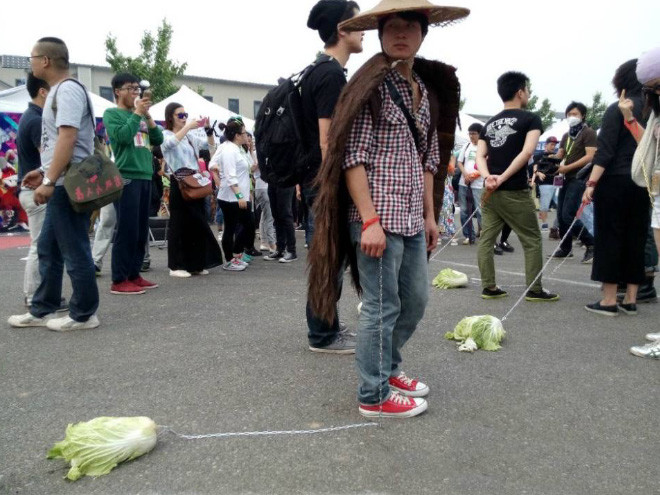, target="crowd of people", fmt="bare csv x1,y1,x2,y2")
4,0,659,419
